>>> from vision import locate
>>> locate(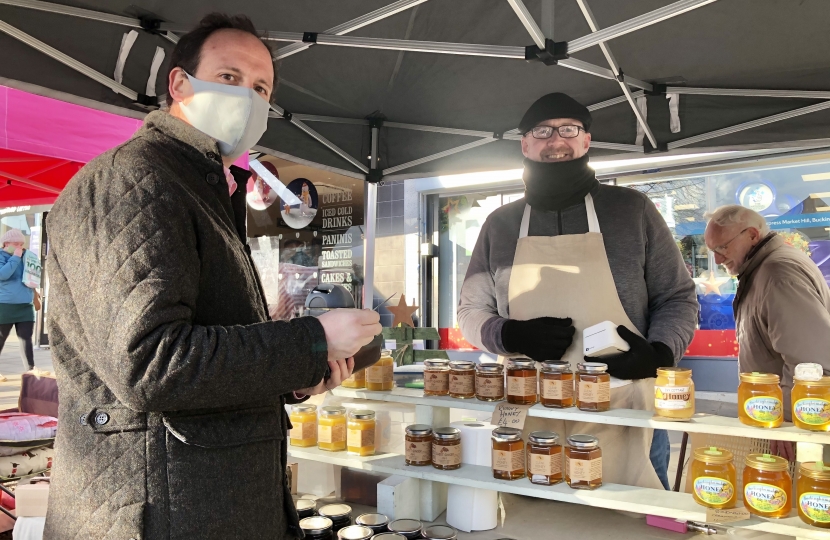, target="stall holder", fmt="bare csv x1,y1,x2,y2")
286,386,830,540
